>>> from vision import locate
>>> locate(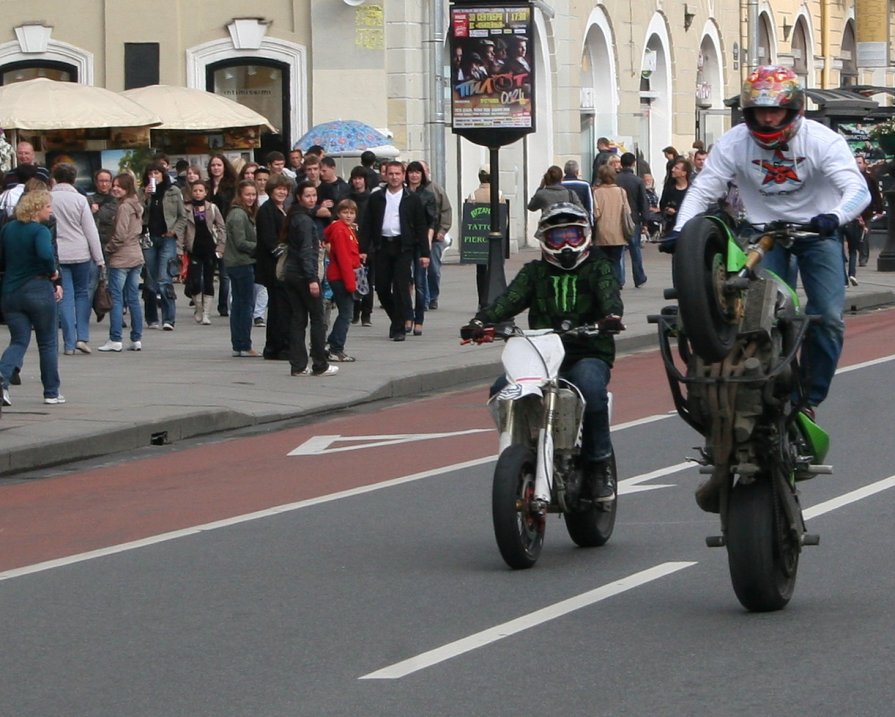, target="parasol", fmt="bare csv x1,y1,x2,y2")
0,78,161,130
293,120,398,157
121,84,275,131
